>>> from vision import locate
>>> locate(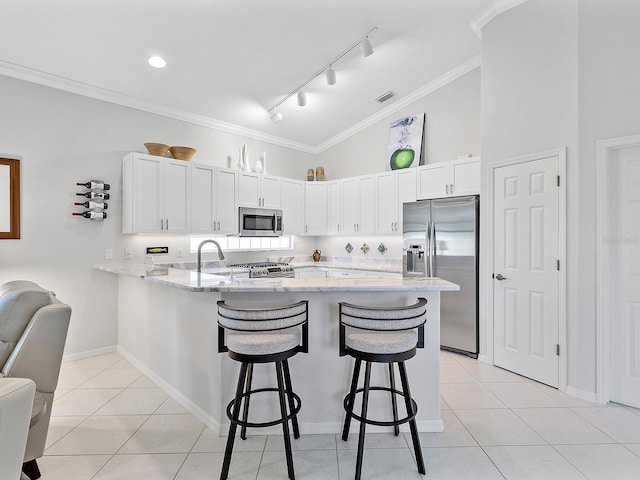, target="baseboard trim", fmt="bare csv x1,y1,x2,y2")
565,385,599,404
62,345,116,363
477,354,490,365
